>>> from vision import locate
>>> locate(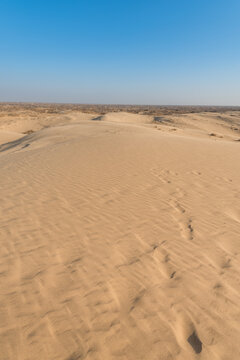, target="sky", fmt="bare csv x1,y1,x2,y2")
0,0,240,105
